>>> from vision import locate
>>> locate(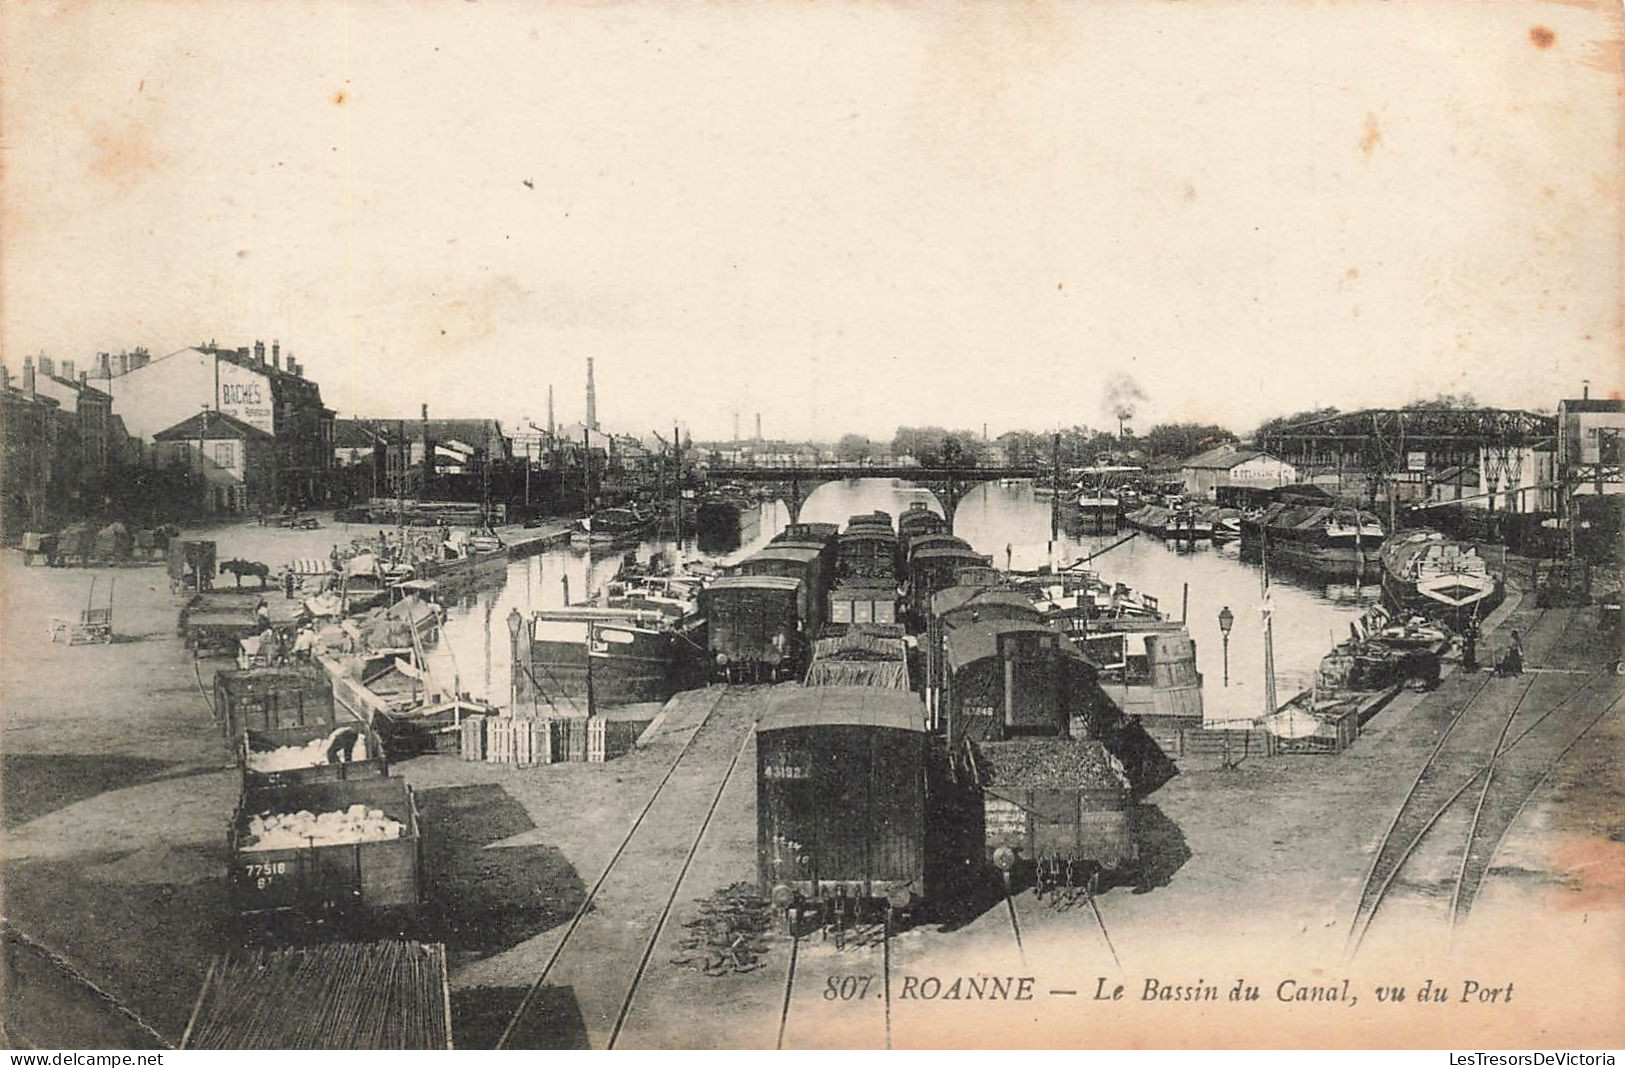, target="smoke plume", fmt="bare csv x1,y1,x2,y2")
1102,372,1148,423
